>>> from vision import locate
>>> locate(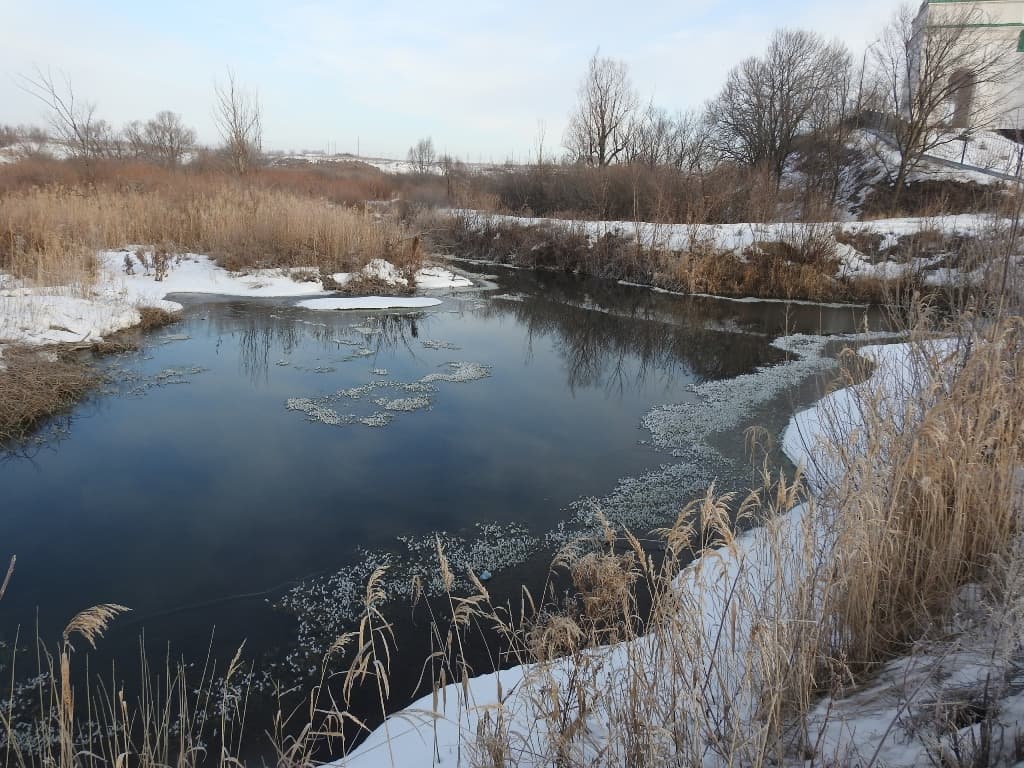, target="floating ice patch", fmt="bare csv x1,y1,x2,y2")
152,366,206,384
286,398,347,426
277,521,538,667
421,361,490,383
421,339,461,351
284,362,490,429
345,348,375,359
415,266,473,290
374,396,431,412
359,412,393,427
154,333,190,344
493,292,527,303
298,297,442,311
